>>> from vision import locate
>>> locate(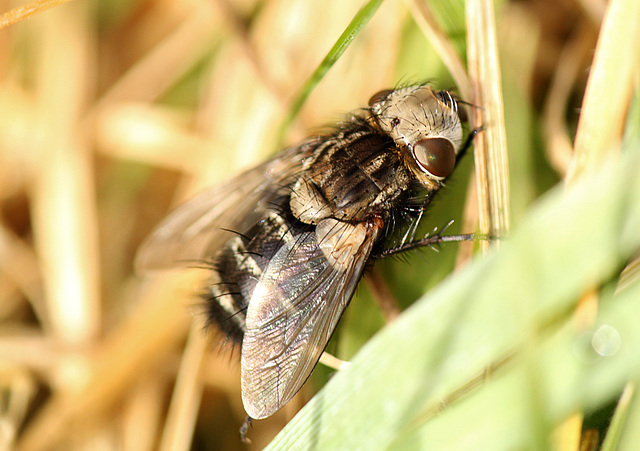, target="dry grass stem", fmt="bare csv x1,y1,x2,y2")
90,7,220,115
159,321,208,451
0,0,74,29
406,0,470,98
1,0,636,448
121,377,165,451
17,276,192,451
31,3,101,345
466,0,511,246
568,0,640,182
319,352,351,371
364,267,401,322
617,254,640,294
542,23,597,175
